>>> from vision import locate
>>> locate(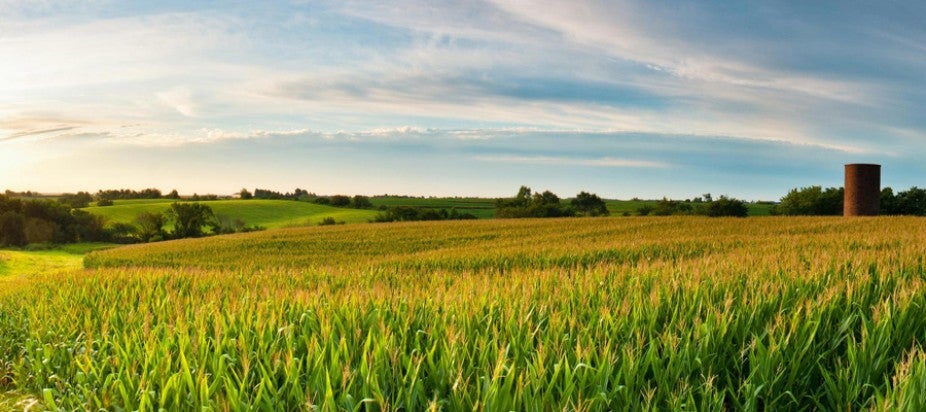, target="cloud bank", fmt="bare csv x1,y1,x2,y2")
1,0,924,197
